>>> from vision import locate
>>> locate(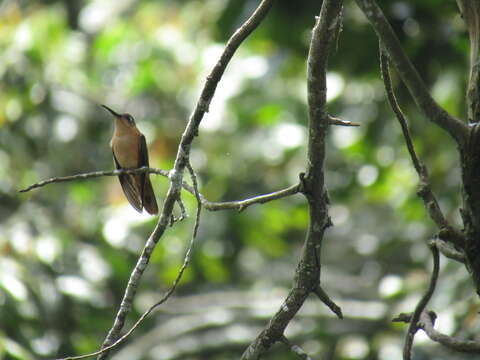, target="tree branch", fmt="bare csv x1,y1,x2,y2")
419,310,480,353
394,310,480,353
431,237,466,263
402,242,439,360
379,41,472,358
94,1,275,359
241,1,344,359
313,286,343,319
19,167,300,212
327,115,360,127
456,0,480,123
379,46,466,249
355,0,468,145
18,167,170,193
